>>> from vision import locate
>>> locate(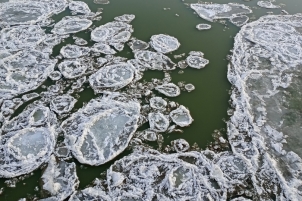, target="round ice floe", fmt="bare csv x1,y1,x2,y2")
58,59,89,79
170,105,193,127
0,0,68,26
134,50,176,70
89,62,136,93
114,14,135,23
49,71,62,81
257,1,280,9
69,1,91,15
230,15,249,27
128,39,149,51
91,21,133,46
196,24,212,30
50,95,77,115
60,45,90,58
0,127,55,178
91,43,116,55
52,16,93,35
155,83,181,97
186,55,209,69
172,139,190,152
149,97,167,111
150,34,180,54
184,83,195,92
148,112,169,132
61,94,140,165
41,155,79,200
